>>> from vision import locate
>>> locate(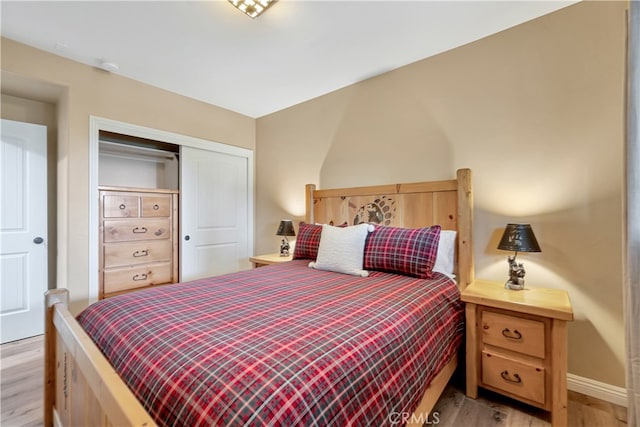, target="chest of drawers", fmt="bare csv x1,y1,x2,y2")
99,187,179,298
